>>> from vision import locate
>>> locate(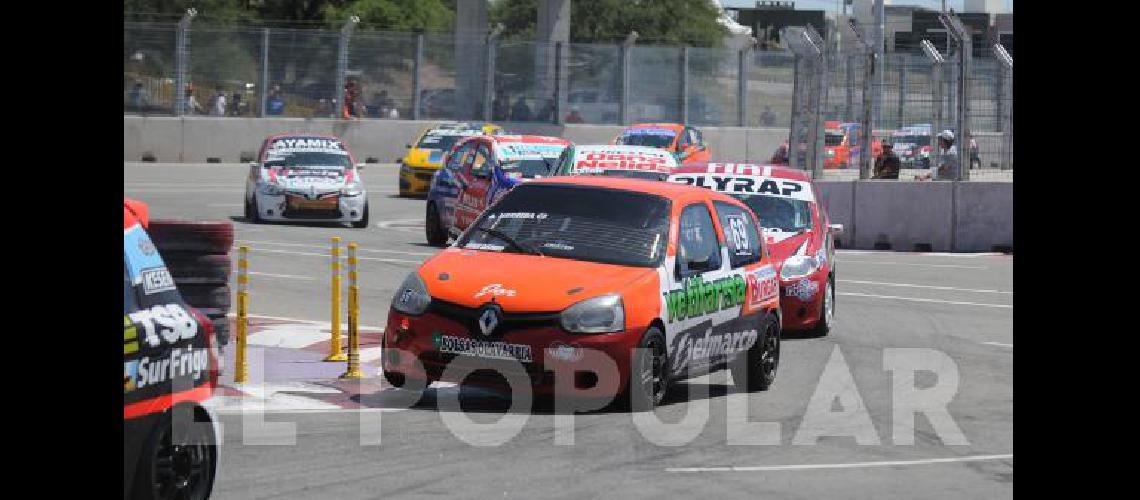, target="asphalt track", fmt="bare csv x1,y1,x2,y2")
125,162,1013,500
